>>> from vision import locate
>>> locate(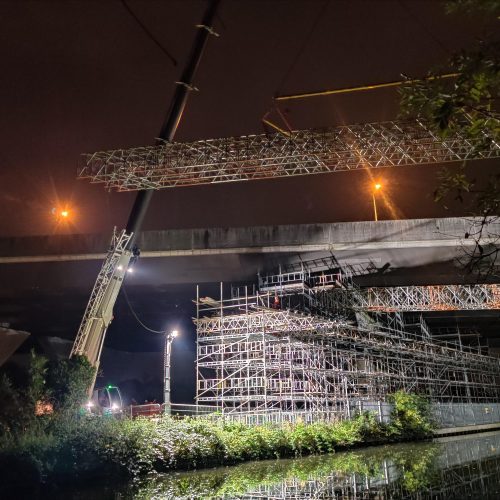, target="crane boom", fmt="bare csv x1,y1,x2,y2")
70,1,220,381
70,229,132,363
79,118,500,191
